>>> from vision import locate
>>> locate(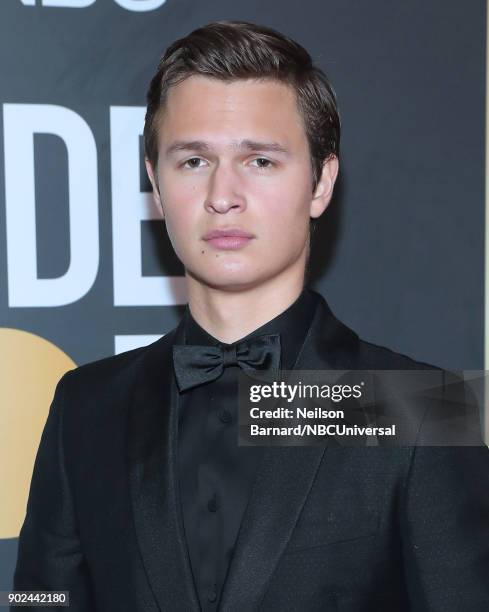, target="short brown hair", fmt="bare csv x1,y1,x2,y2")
144,20,340,193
